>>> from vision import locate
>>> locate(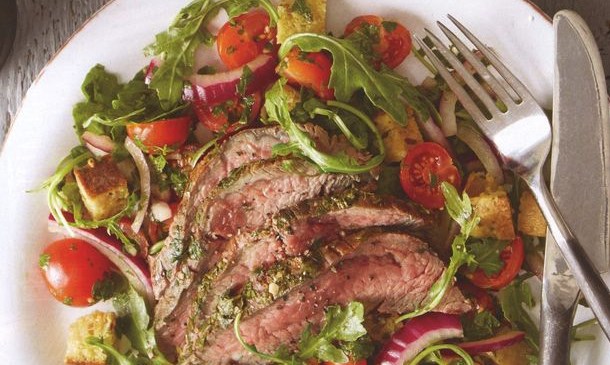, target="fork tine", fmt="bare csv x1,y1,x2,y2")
436,21,516,106
447,14,531,100
414,35,488,124
423,28,499,116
